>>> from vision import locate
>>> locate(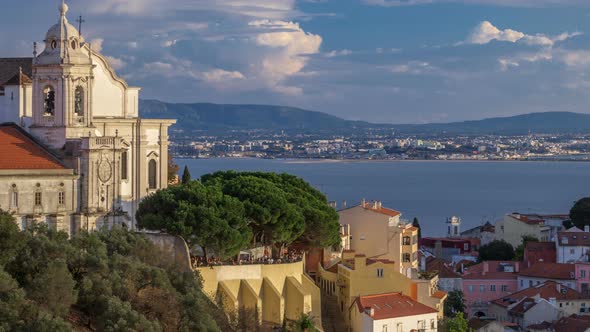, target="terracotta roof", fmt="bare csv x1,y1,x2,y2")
4,72,32,86
425,257,461,278
0,124,66,170
491,281,587,308
354,292,437,320
361,202,401,217
552,314,590,332
432,290,447,299
525,242,556,252
0,58,32,86
405,226,419,232
508,297,537,316
527,321,553,330
462,261,519,280
557,231,590,247
366,258,395,266
519,262,575,280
